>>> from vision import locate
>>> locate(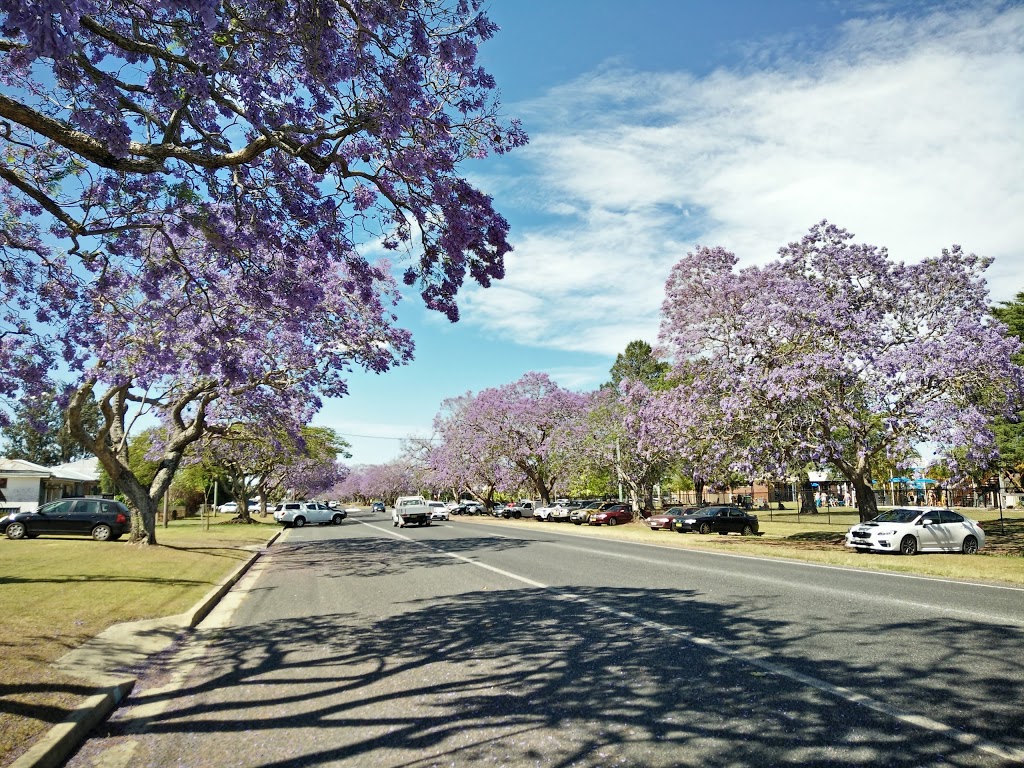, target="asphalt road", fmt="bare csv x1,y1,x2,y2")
64,512,1024,767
